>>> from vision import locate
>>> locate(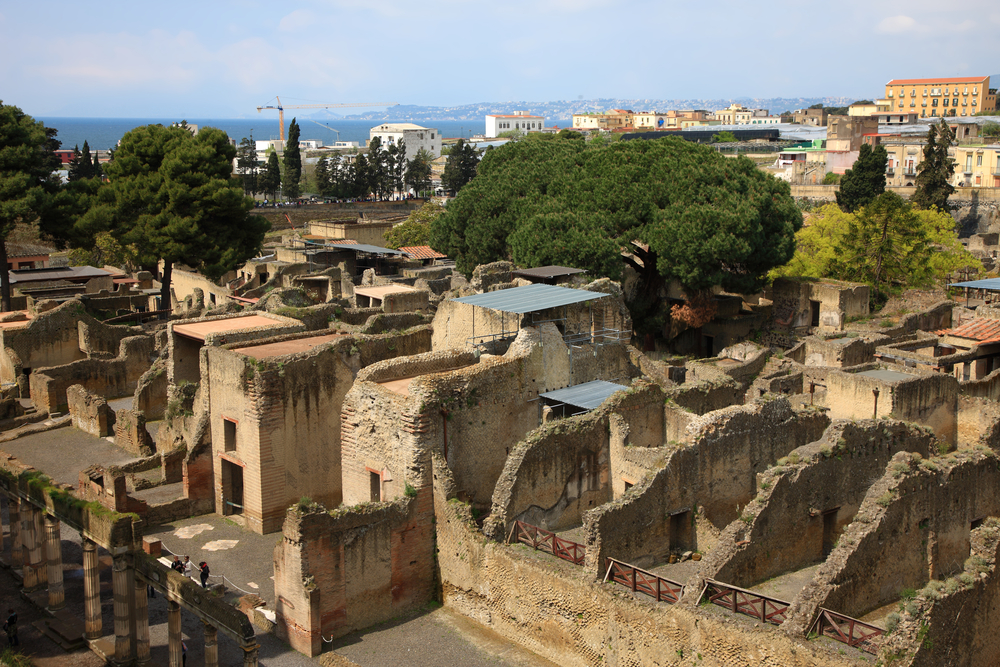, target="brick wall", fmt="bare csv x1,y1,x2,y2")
273,489,435,657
